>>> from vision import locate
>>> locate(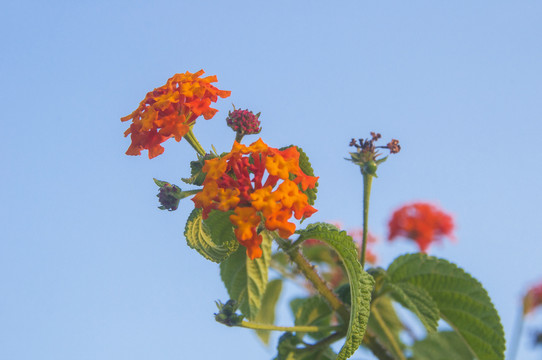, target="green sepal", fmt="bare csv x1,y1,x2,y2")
184,208,239,263
387,253,505,360
290,296,333,340
410,331,474,360
219,232,272,320
153,178,169,187
296,223,375,360
254,278,283,344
